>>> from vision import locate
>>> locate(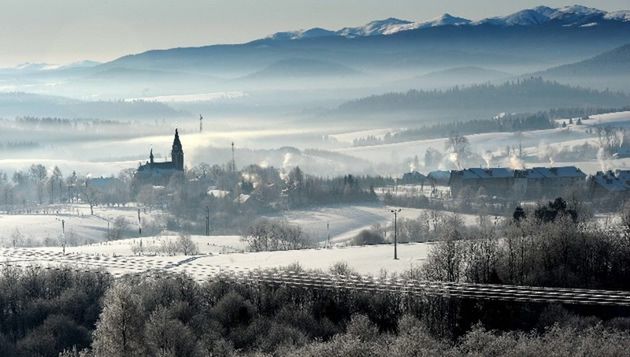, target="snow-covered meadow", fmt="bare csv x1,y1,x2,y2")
0,240,432,279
